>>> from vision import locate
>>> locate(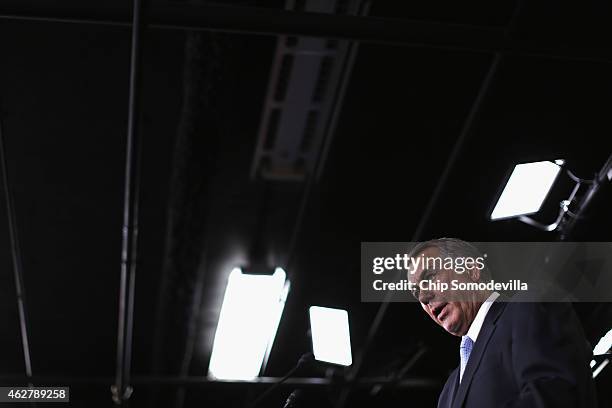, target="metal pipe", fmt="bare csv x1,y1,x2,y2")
113,0,144,405
559,152,612,240
0,108,34,383
0,375,439,389
0,3,611,63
